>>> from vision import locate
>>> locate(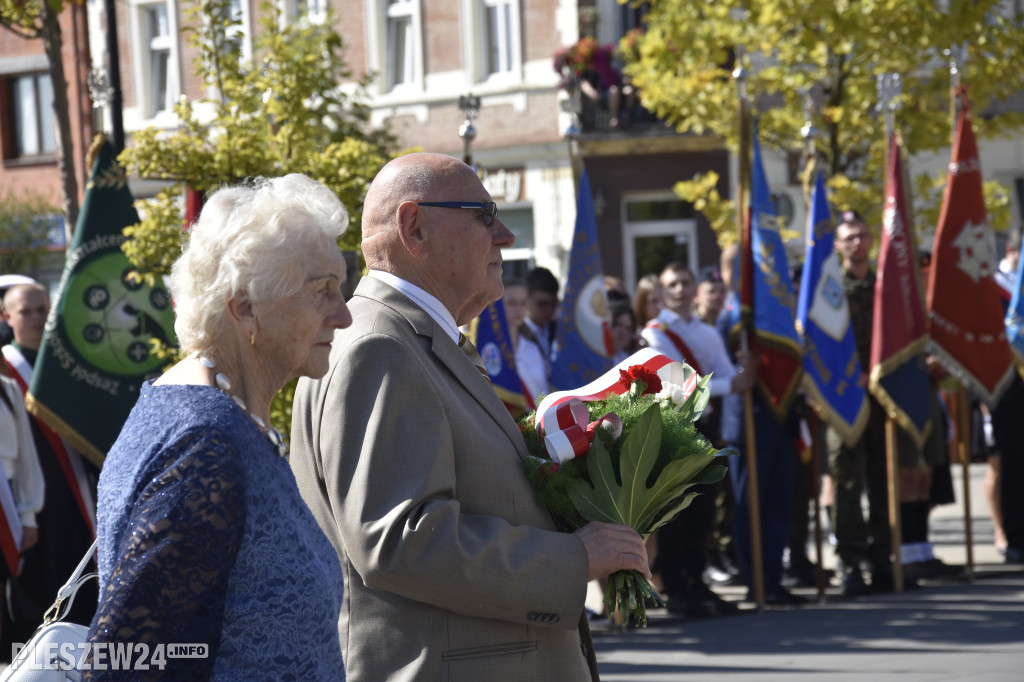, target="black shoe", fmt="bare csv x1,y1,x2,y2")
905,558,963,581
747,587,808,606
782,557,817,588
840,564,870,598
704,564,744,586
1005,547,1024,564
666,584,739,617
